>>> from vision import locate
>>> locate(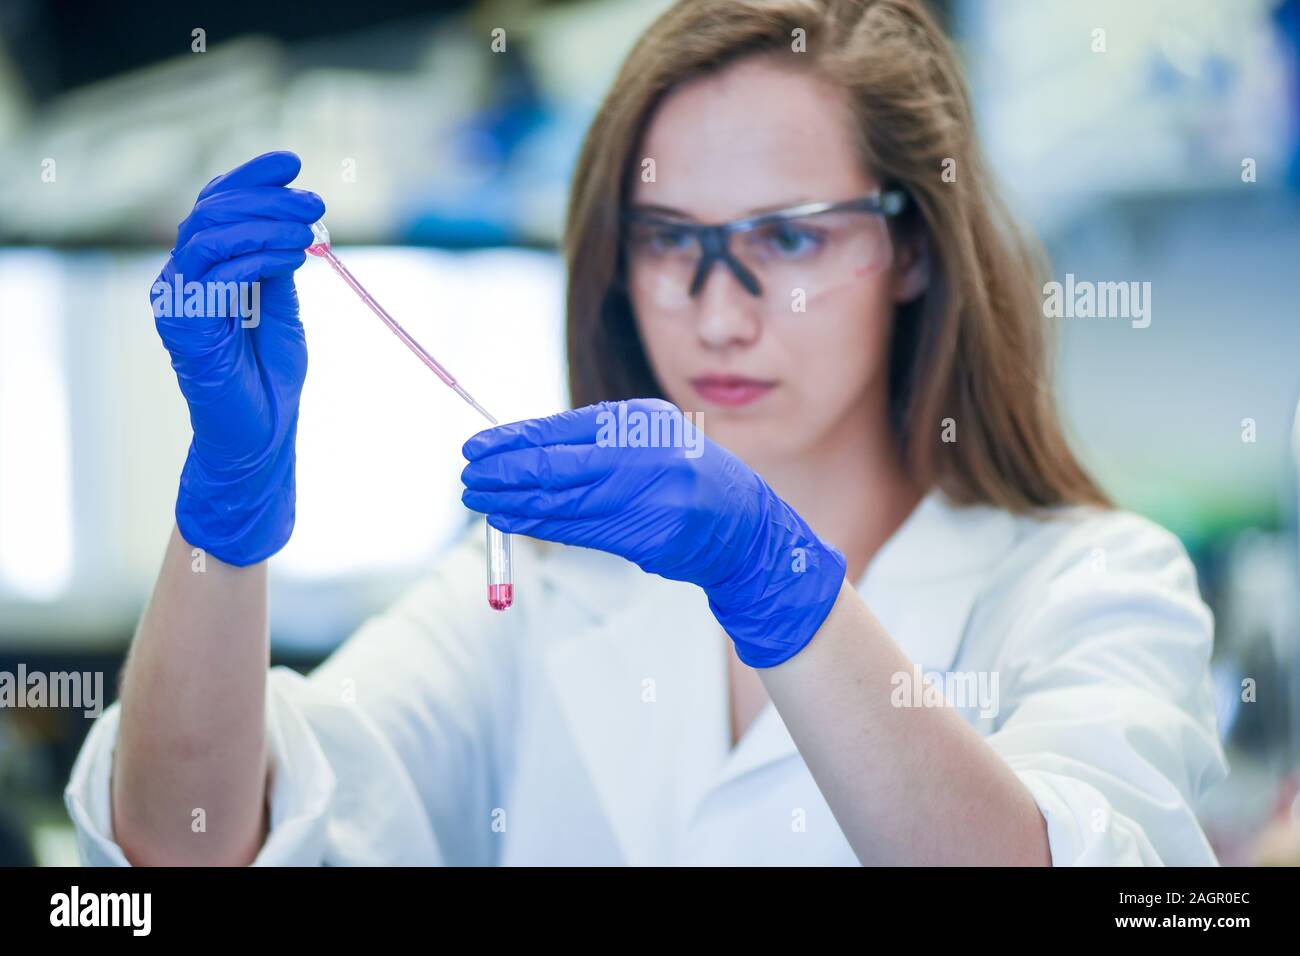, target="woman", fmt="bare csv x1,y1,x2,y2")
67,0,1225,865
